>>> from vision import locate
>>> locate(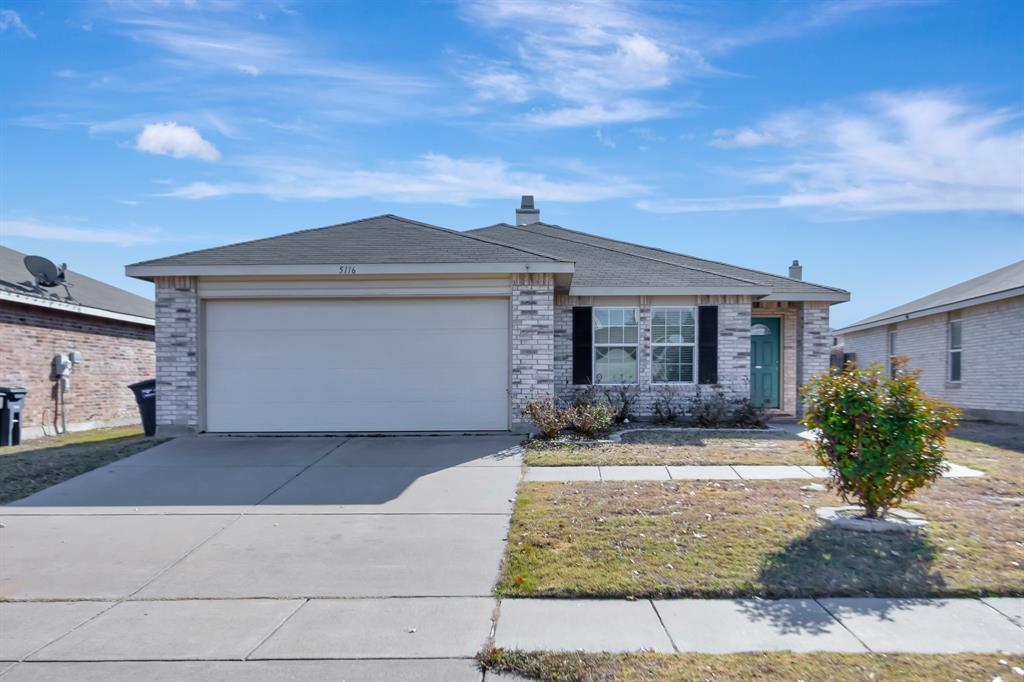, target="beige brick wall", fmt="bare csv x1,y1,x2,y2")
553,295,755,416
510,273,555,427
841,296,1024,423
154,276,199,434
0,300,154,439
